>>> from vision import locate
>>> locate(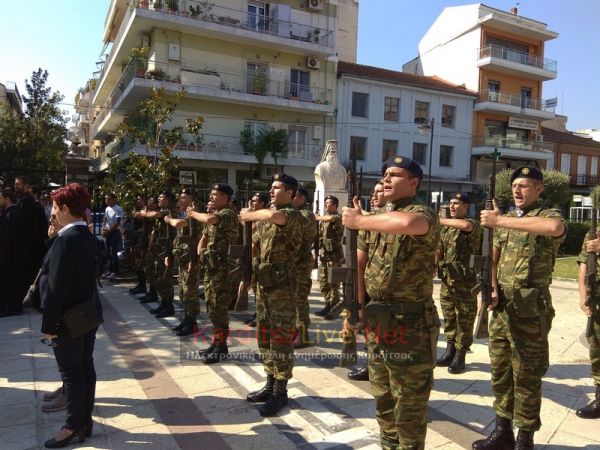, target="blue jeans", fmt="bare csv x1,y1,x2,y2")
105,230,121,274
